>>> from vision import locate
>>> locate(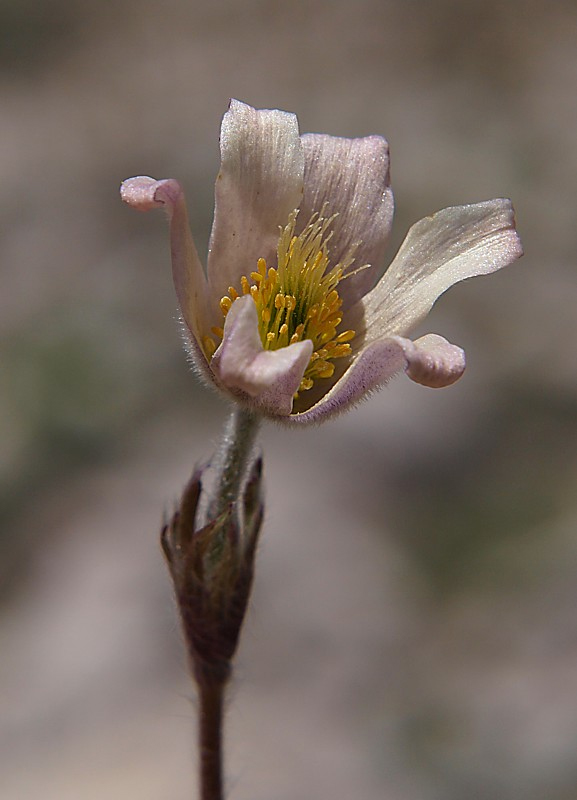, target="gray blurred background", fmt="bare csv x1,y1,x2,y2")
1,1,576,798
